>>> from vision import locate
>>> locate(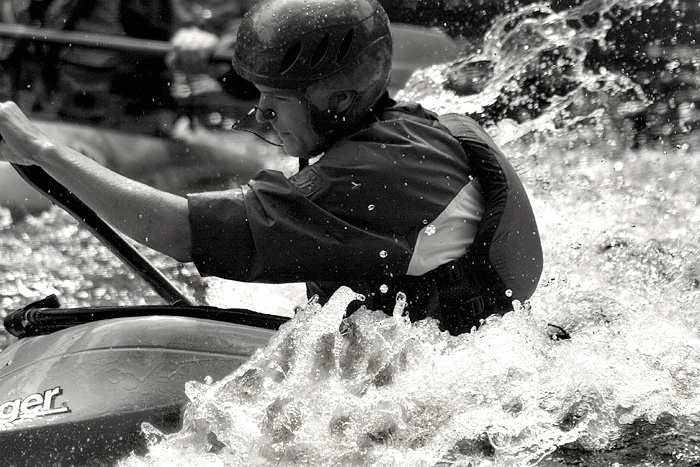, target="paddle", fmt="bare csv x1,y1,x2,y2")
0,22,234,61
10,163,194,307
4,163,292,337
